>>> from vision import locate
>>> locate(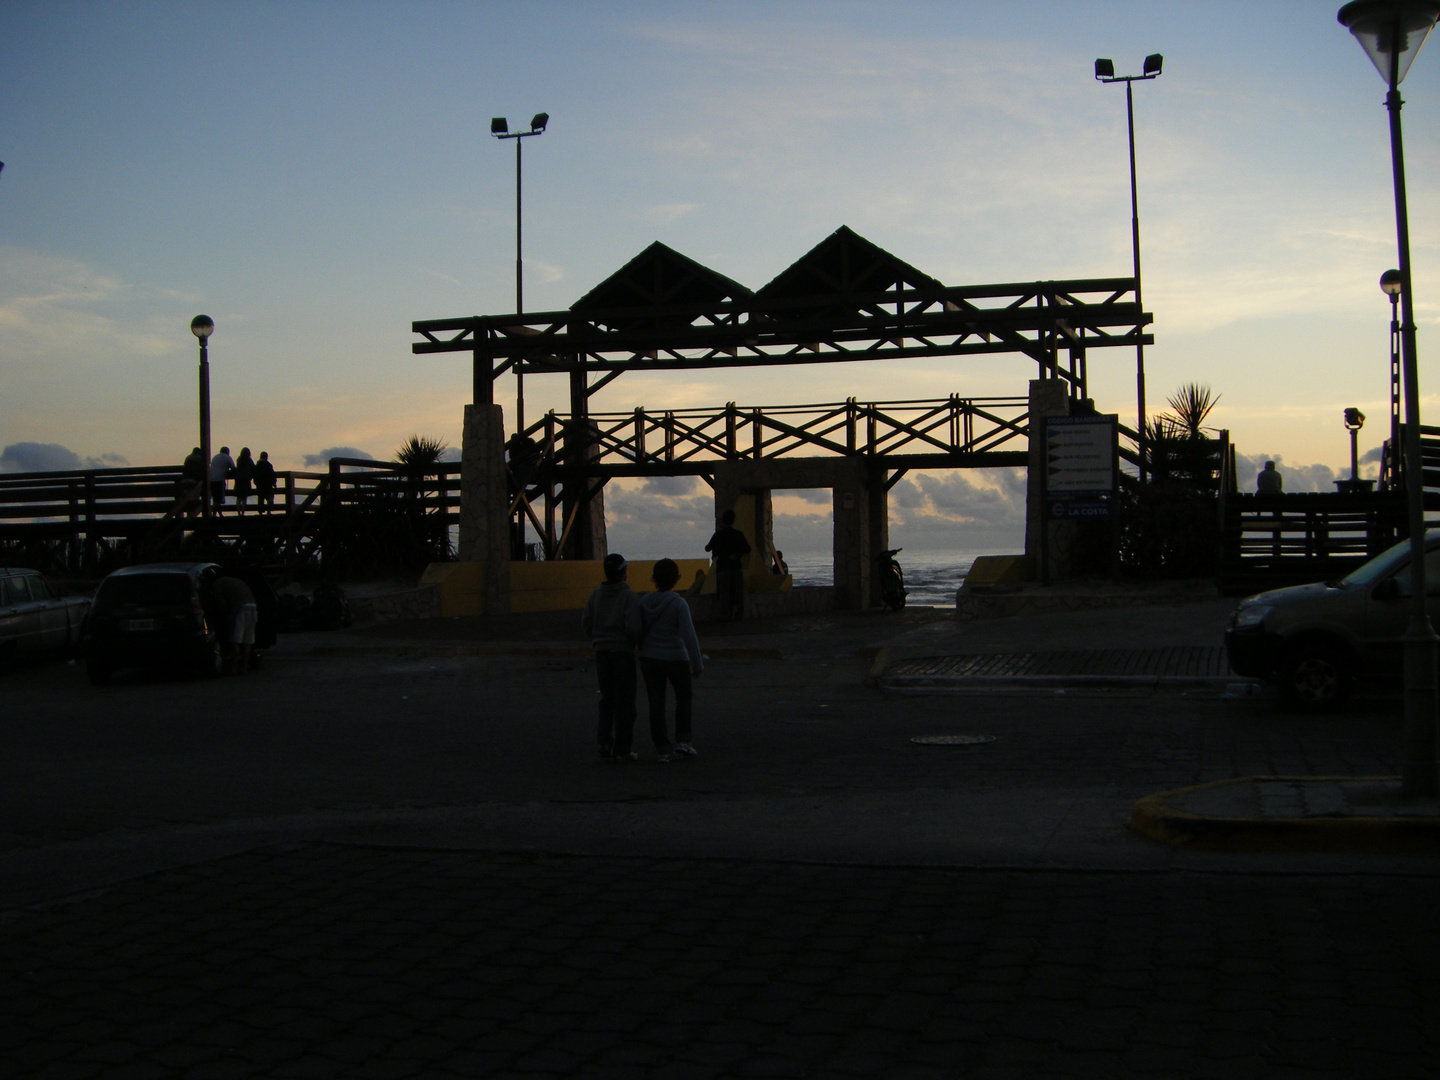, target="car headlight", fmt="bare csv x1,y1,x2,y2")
1231,604,1272,630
